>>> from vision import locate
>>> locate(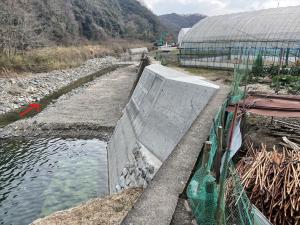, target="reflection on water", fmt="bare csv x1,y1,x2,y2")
0,138,108,225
